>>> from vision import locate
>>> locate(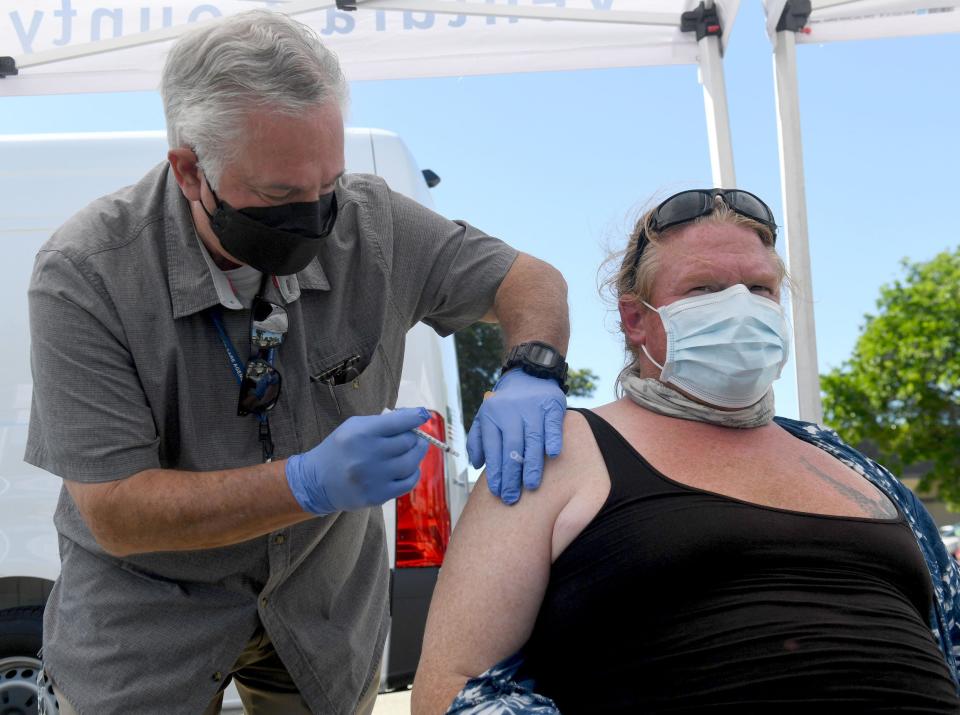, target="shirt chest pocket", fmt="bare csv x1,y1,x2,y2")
307,339,398,435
